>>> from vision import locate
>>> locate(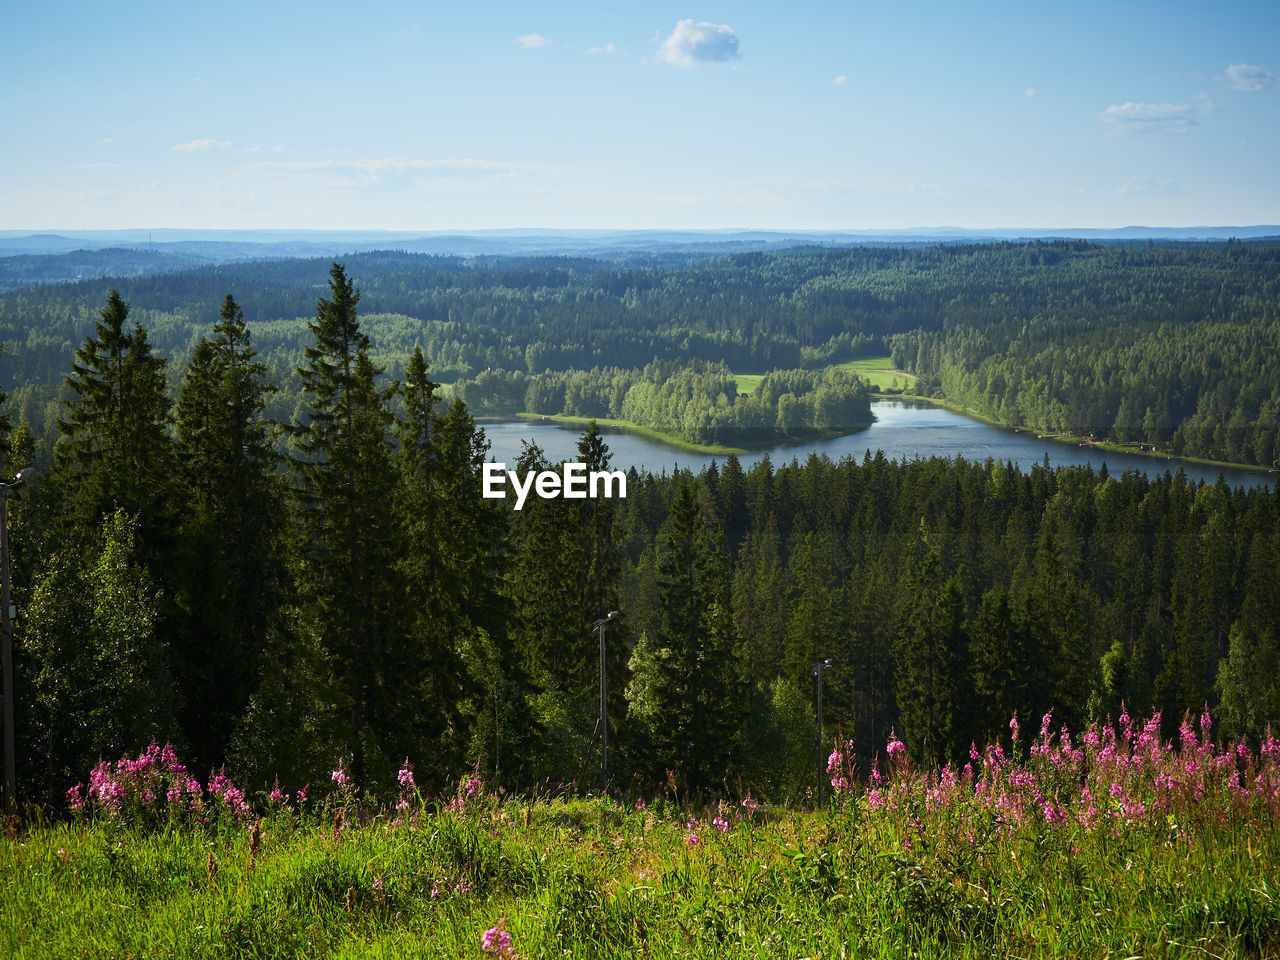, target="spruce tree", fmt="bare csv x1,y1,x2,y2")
892,545,966,766
289,264,401,788
430,398,521,781
56,290,176,544
173,294,285,770
394,347,467,783
628,481,741,784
